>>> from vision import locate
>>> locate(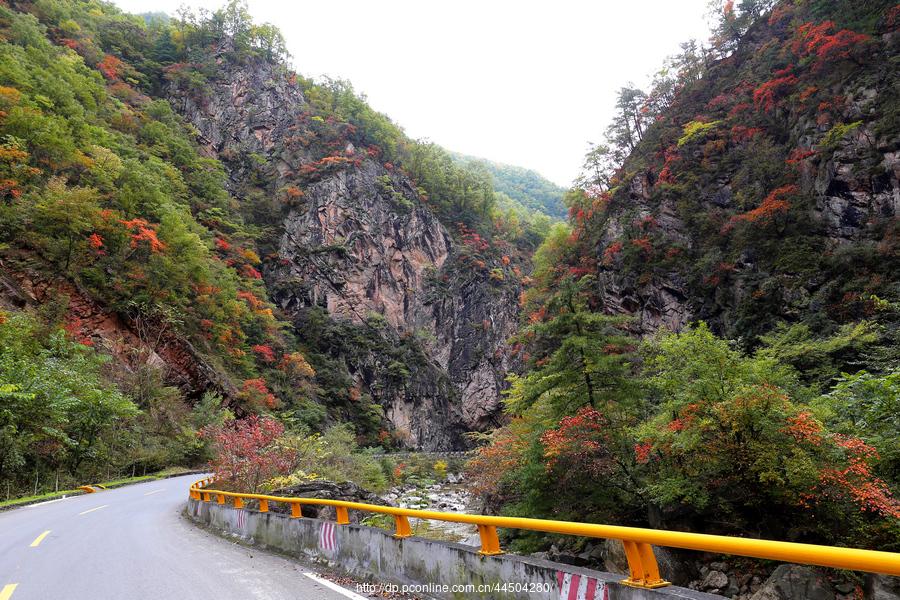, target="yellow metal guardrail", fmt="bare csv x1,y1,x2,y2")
189,477,900,589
